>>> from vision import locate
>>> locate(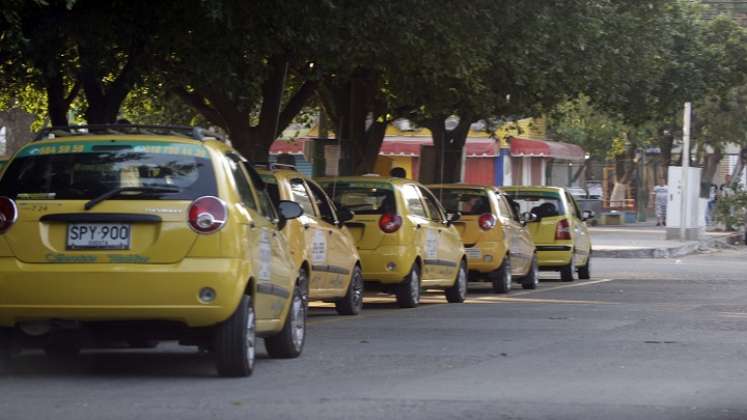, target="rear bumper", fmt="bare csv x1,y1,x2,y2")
464,241,503,273
536,245,573,268
357,246,415,283
0,257,248,328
